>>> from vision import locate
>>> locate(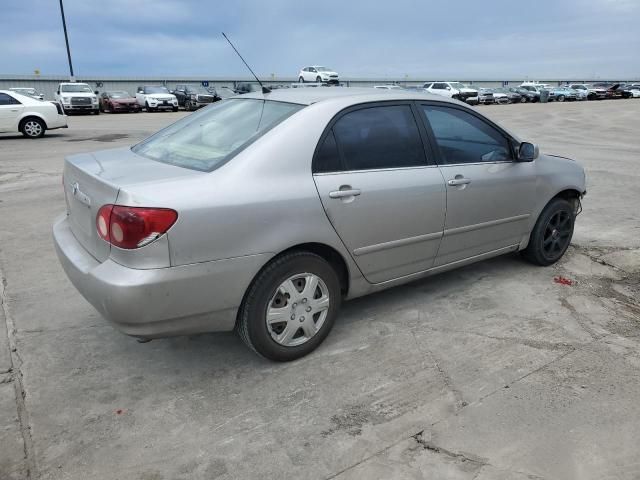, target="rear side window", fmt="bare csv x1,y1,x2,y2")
313,131,341,173
133,99,303,172
422,105,512,164
332,105,426,171
0,93,20,105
